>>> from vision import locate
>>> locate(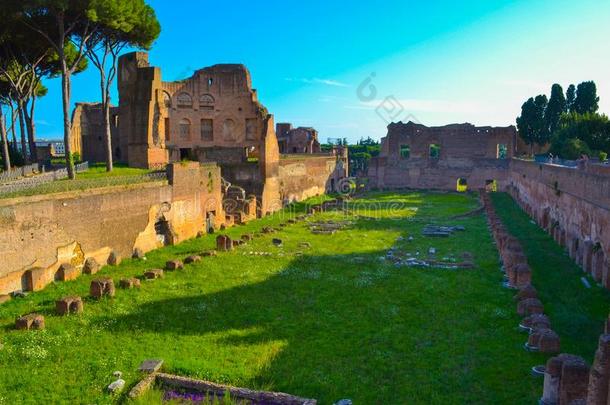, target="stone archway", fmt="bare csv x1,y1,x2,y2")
591,244,605,282
582,241,595,275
